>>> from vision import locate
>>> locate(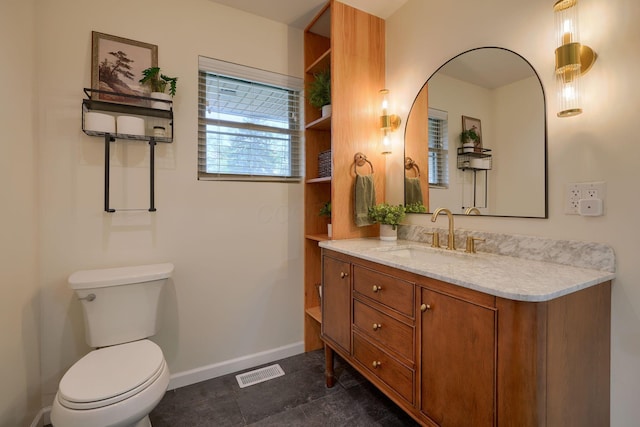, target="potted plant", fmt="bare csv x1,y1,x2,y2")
460,127,480,152
319,201,332,238
368,203,406,241
139,67,178,110
405,202,427,214
308,69,331,117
